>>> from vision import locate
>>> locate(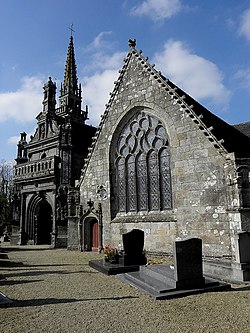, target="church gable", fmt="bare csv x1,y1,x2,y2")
76,40,250,257
80,40,234,186
81,40,250,184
